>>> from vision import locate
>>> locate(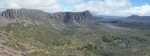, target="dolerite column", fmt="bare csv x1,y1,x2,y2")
20,9,23,17
14,9,17,18
10,9,14,18
7,9,10,18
